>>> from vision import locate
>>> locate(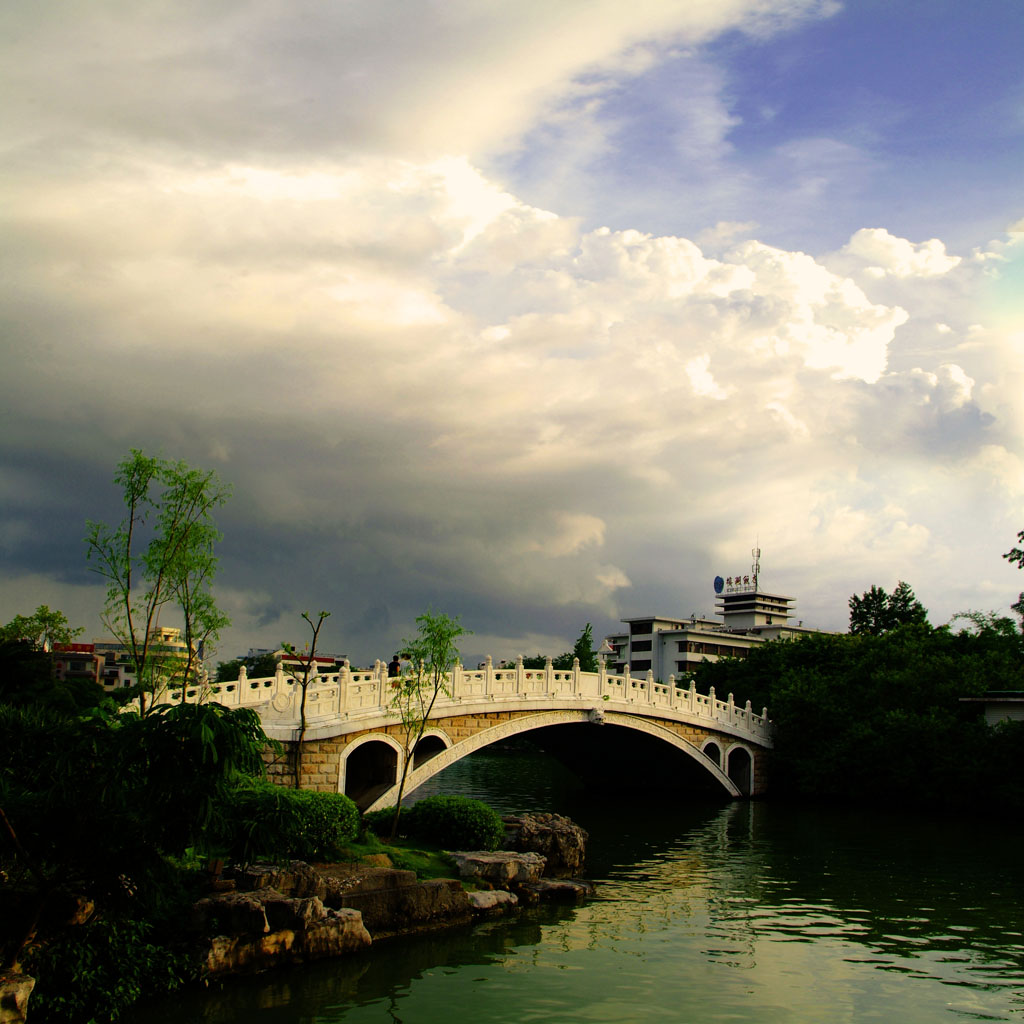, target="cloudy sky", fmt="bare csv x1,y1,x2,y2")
2,0,1022,668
